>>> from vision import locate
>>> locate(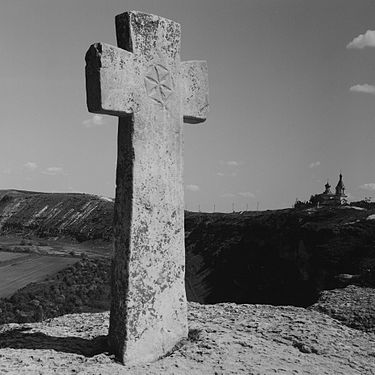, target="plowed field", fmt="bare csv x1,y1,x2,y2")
0,252,26,263
0,253,77,298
